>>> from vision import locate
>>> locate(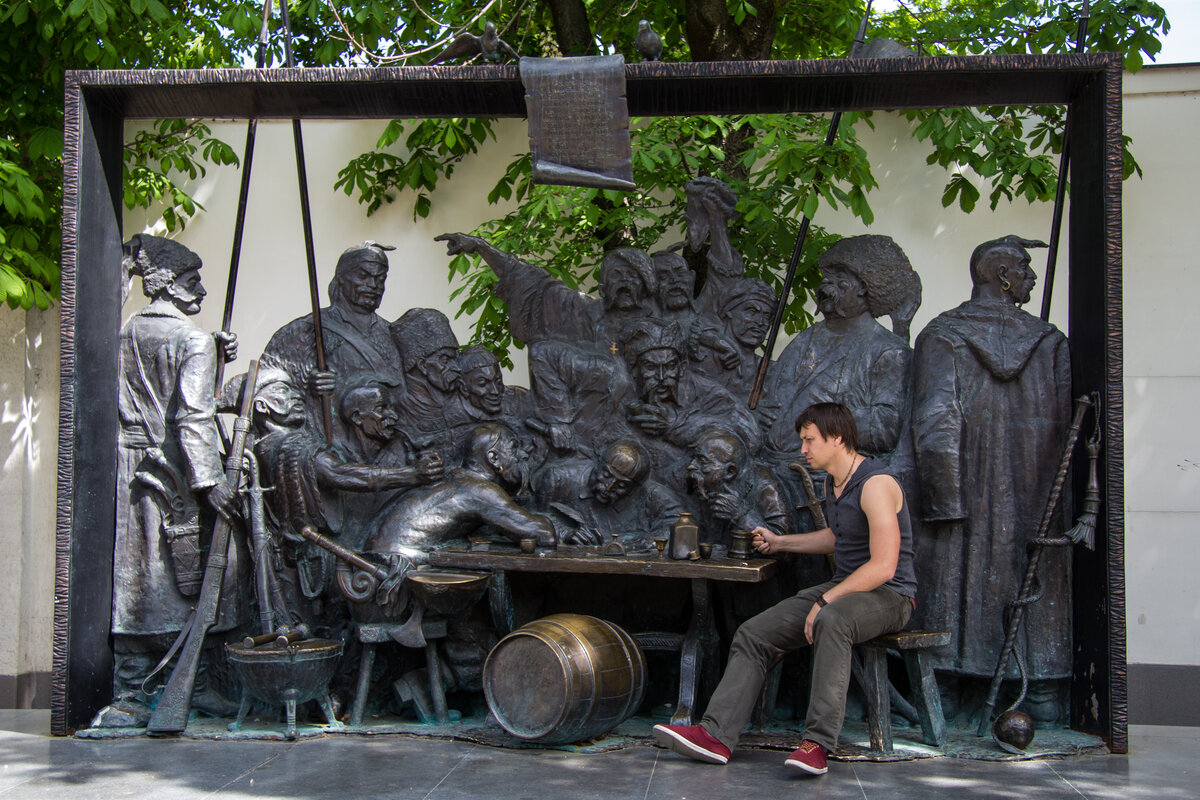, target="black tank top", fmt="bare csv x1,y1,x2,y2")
825,455,917,599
